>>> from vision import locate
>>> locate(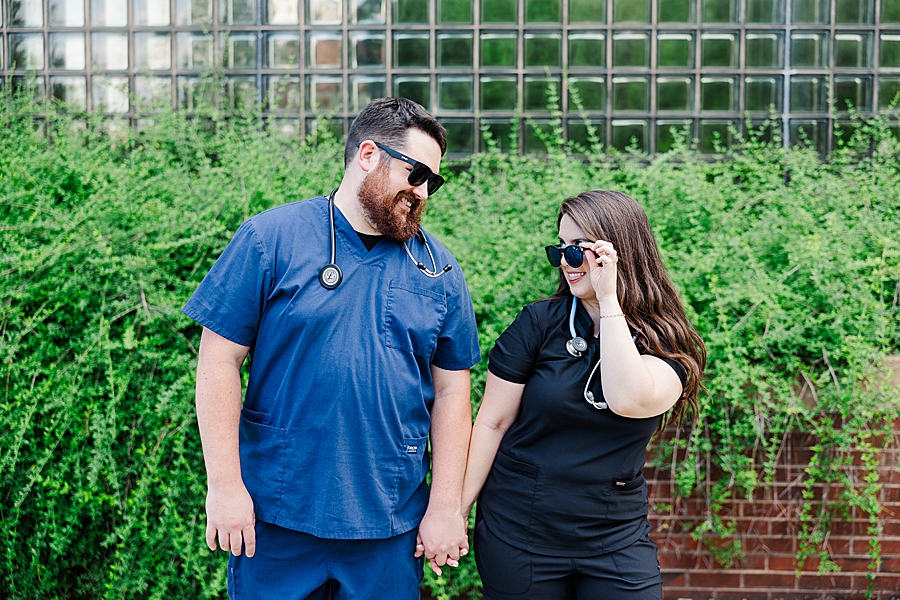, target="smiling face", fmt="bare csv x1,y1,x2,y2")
557,214,598,305
357,128,442,242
